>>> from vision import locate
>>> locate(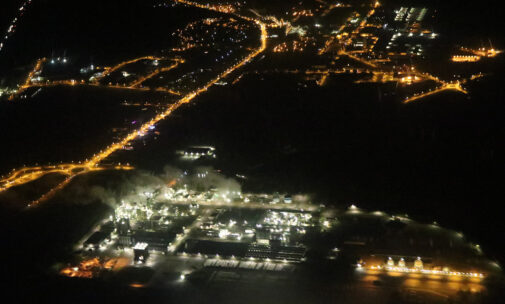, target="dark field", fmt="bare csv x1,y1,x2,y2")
1,1,505,303
113,69,505,265
0,86,166,174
